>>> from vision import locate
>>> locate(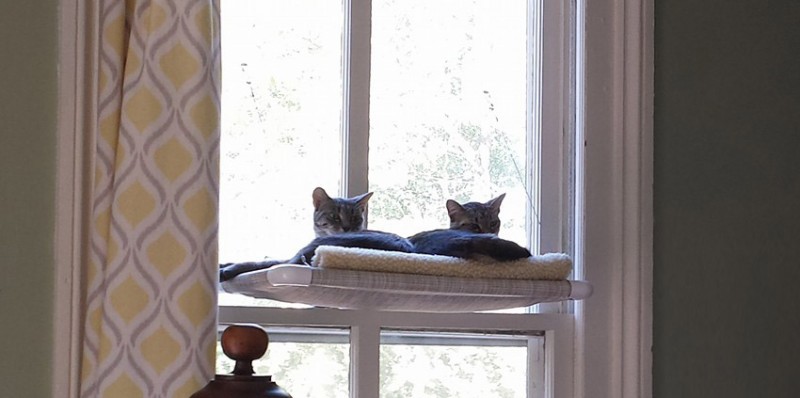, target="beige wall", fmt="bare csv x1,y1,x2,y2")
0,1,57,397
